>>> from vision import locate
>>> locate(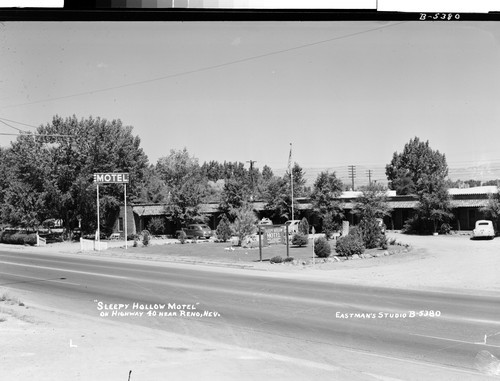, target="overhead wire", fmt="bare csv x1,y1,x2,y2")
0,21,407,110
